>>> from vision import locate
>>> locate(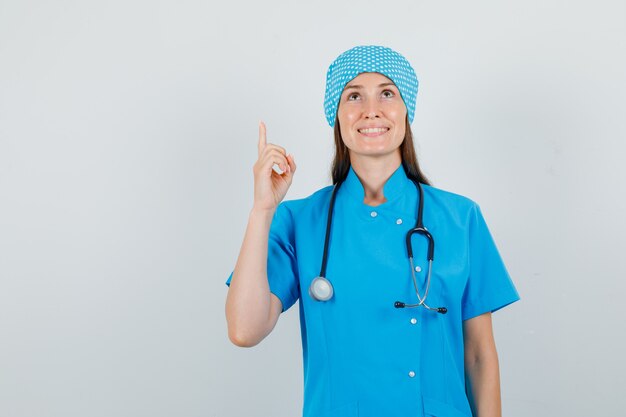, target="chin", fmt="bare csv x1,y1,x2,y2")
350,148,399,158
